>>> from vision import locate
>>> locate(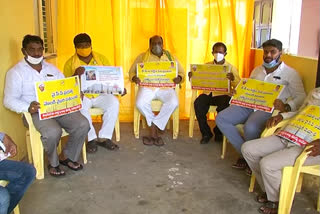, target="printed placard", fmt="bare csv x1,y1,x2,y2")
277,105,320,146
230,78,284,113
35,76,82,120
81,66,124,98
190,64,230,92
137,61,177,87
